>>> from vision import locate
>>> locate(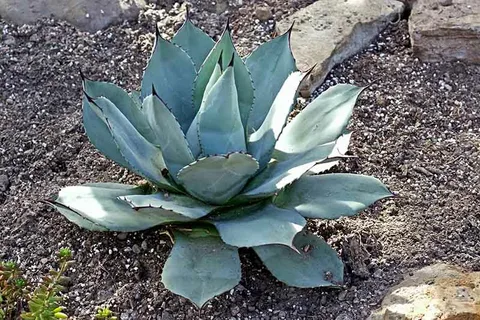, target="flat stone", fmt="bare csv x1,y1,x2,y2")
0,0,147,32
409,0,480,64
369,263,480,320
276,0,404,96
